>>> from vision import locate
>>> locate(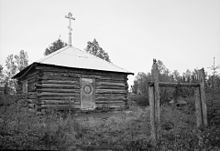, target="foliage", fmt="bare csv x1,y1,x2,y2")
0,65,3,72
207,74,220,89
132,60,204,103
157,103,220,151
14,50,29,72
132,72,150,95
0,64,4,85
2,50,29,94
0,94,219,150
44,39,67,56
85,39,111,62
129,94,149,107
